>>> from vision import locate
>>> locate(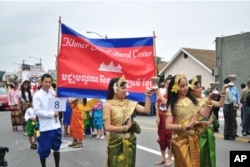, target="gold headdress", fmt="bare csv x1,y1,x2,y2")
171,73,186,93
113,75,126,93
117,75,125,87
189,76,198,90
